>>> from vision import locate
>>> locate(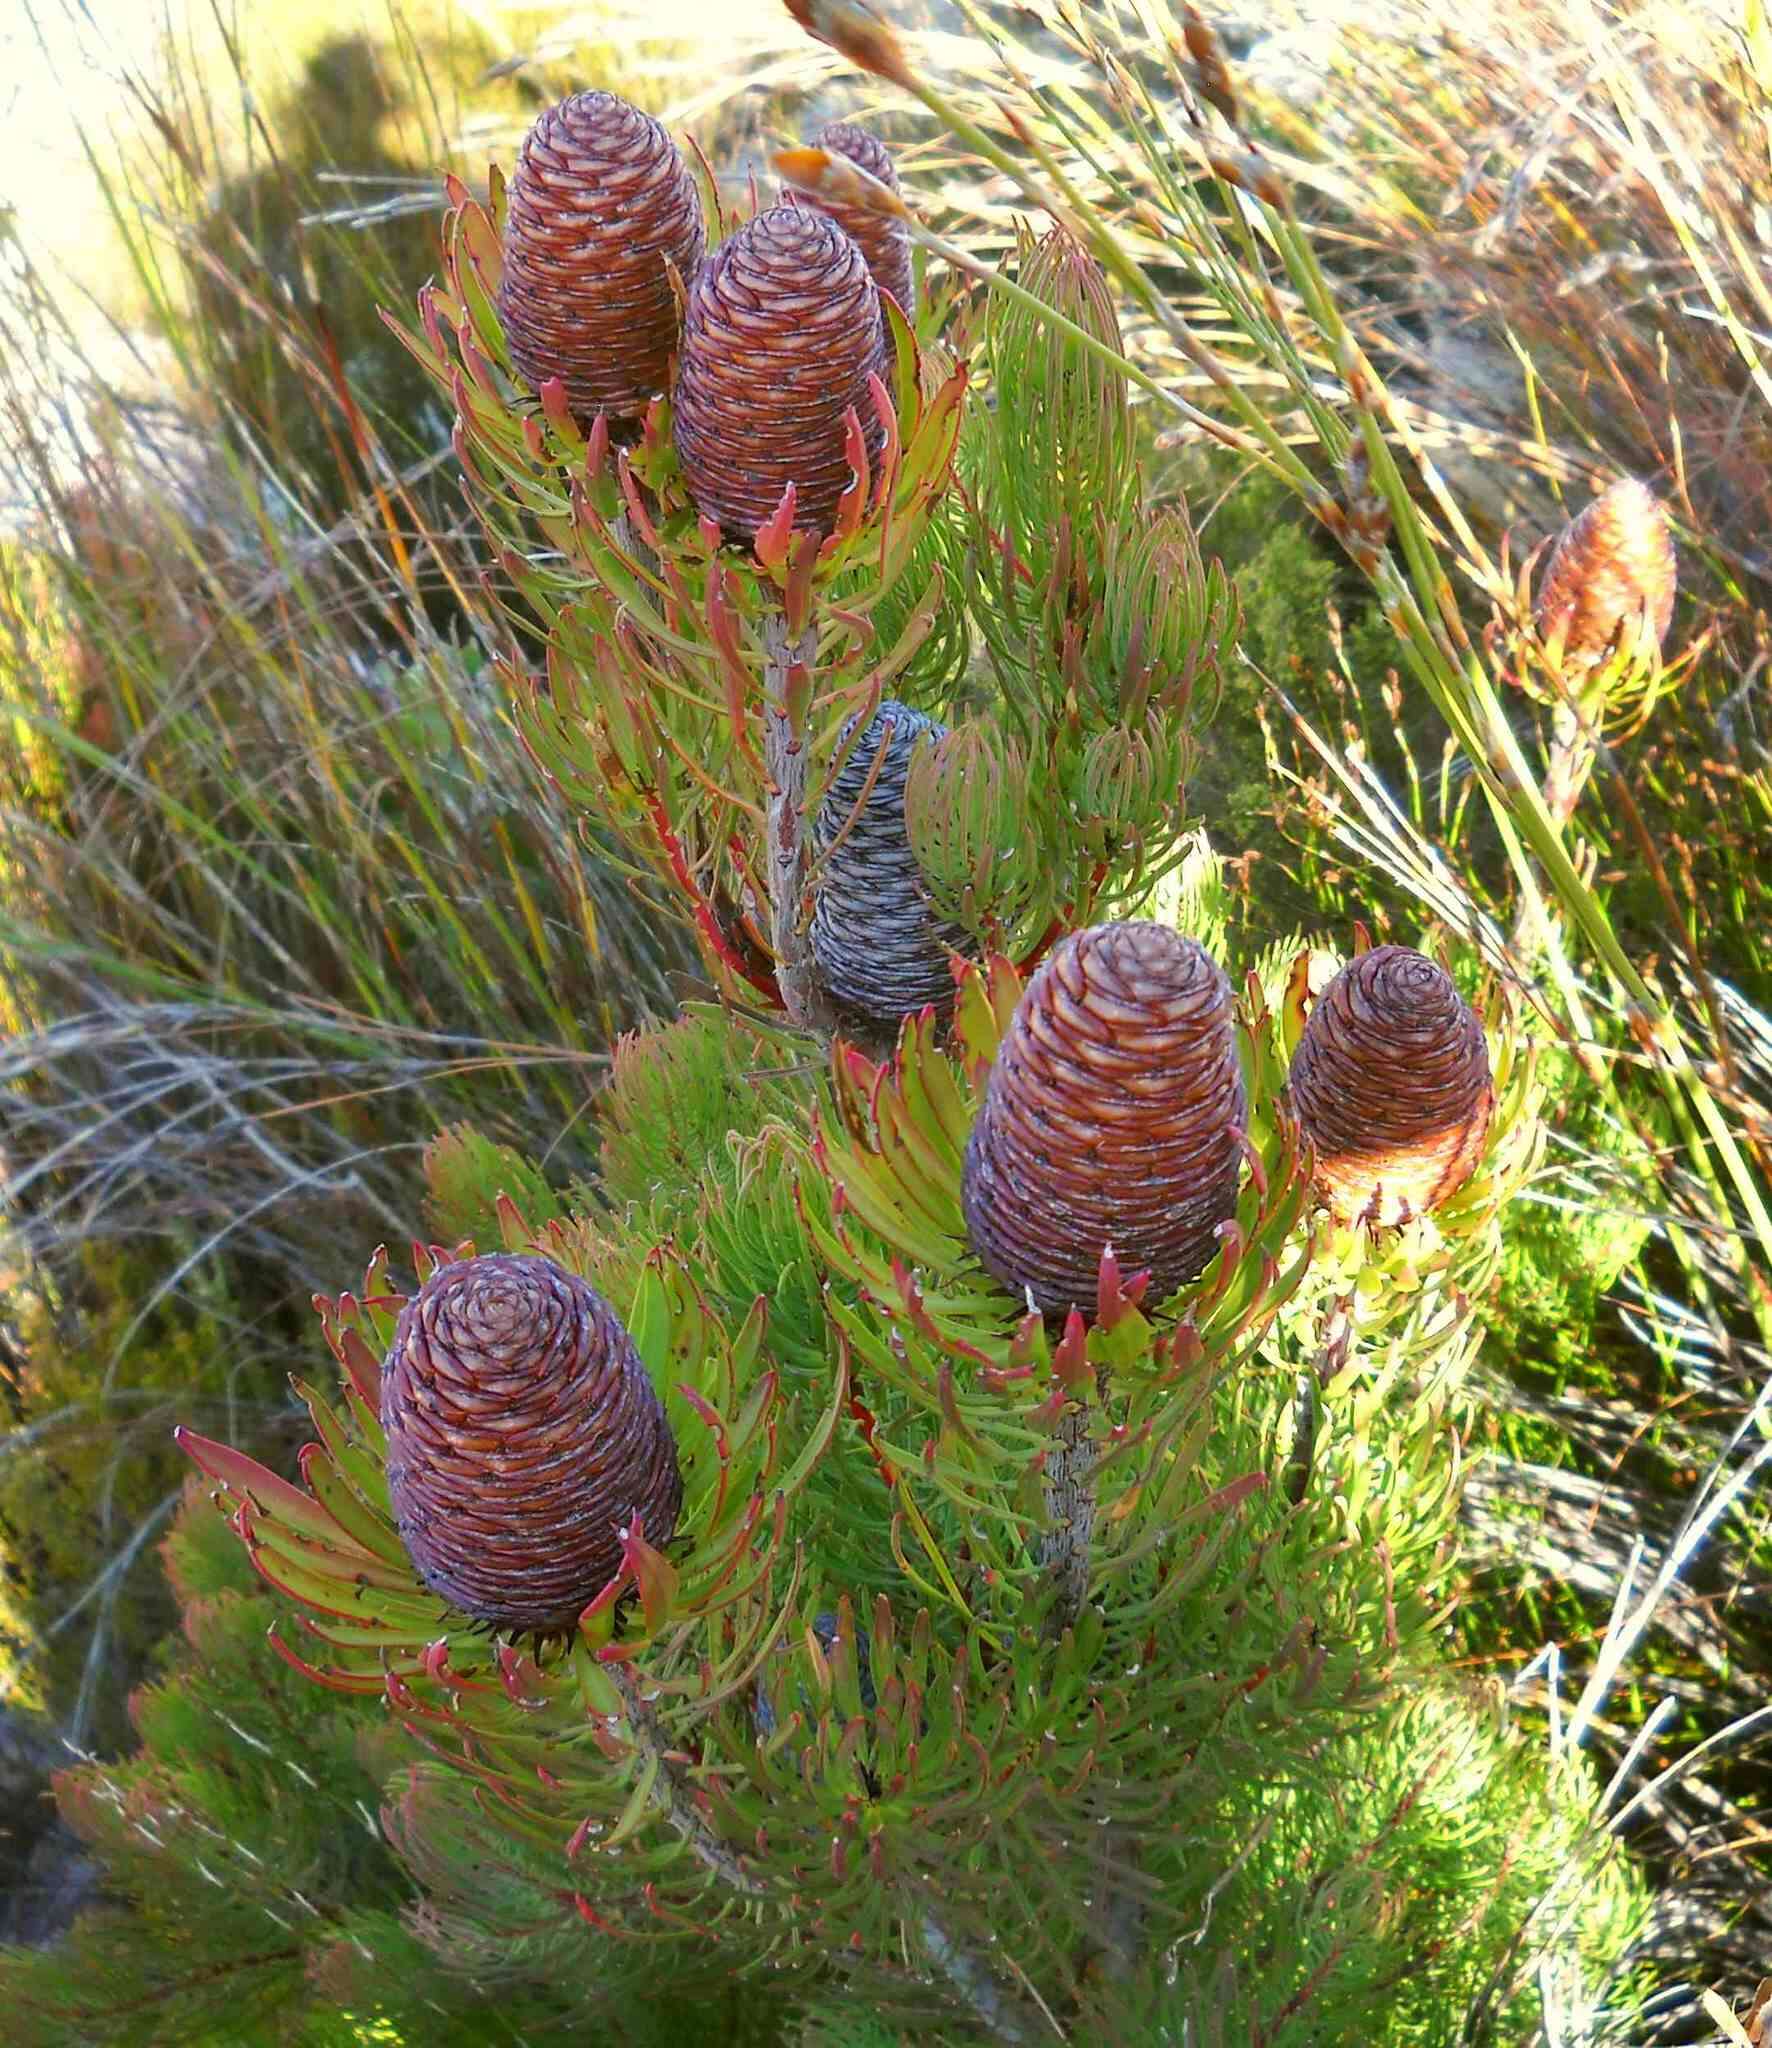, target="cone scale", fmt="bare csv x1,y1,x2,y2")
381,1253,682,1632
962,922,1247,1317
497,91,706,431
1287,946,1494,1226
811,700,969,1034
